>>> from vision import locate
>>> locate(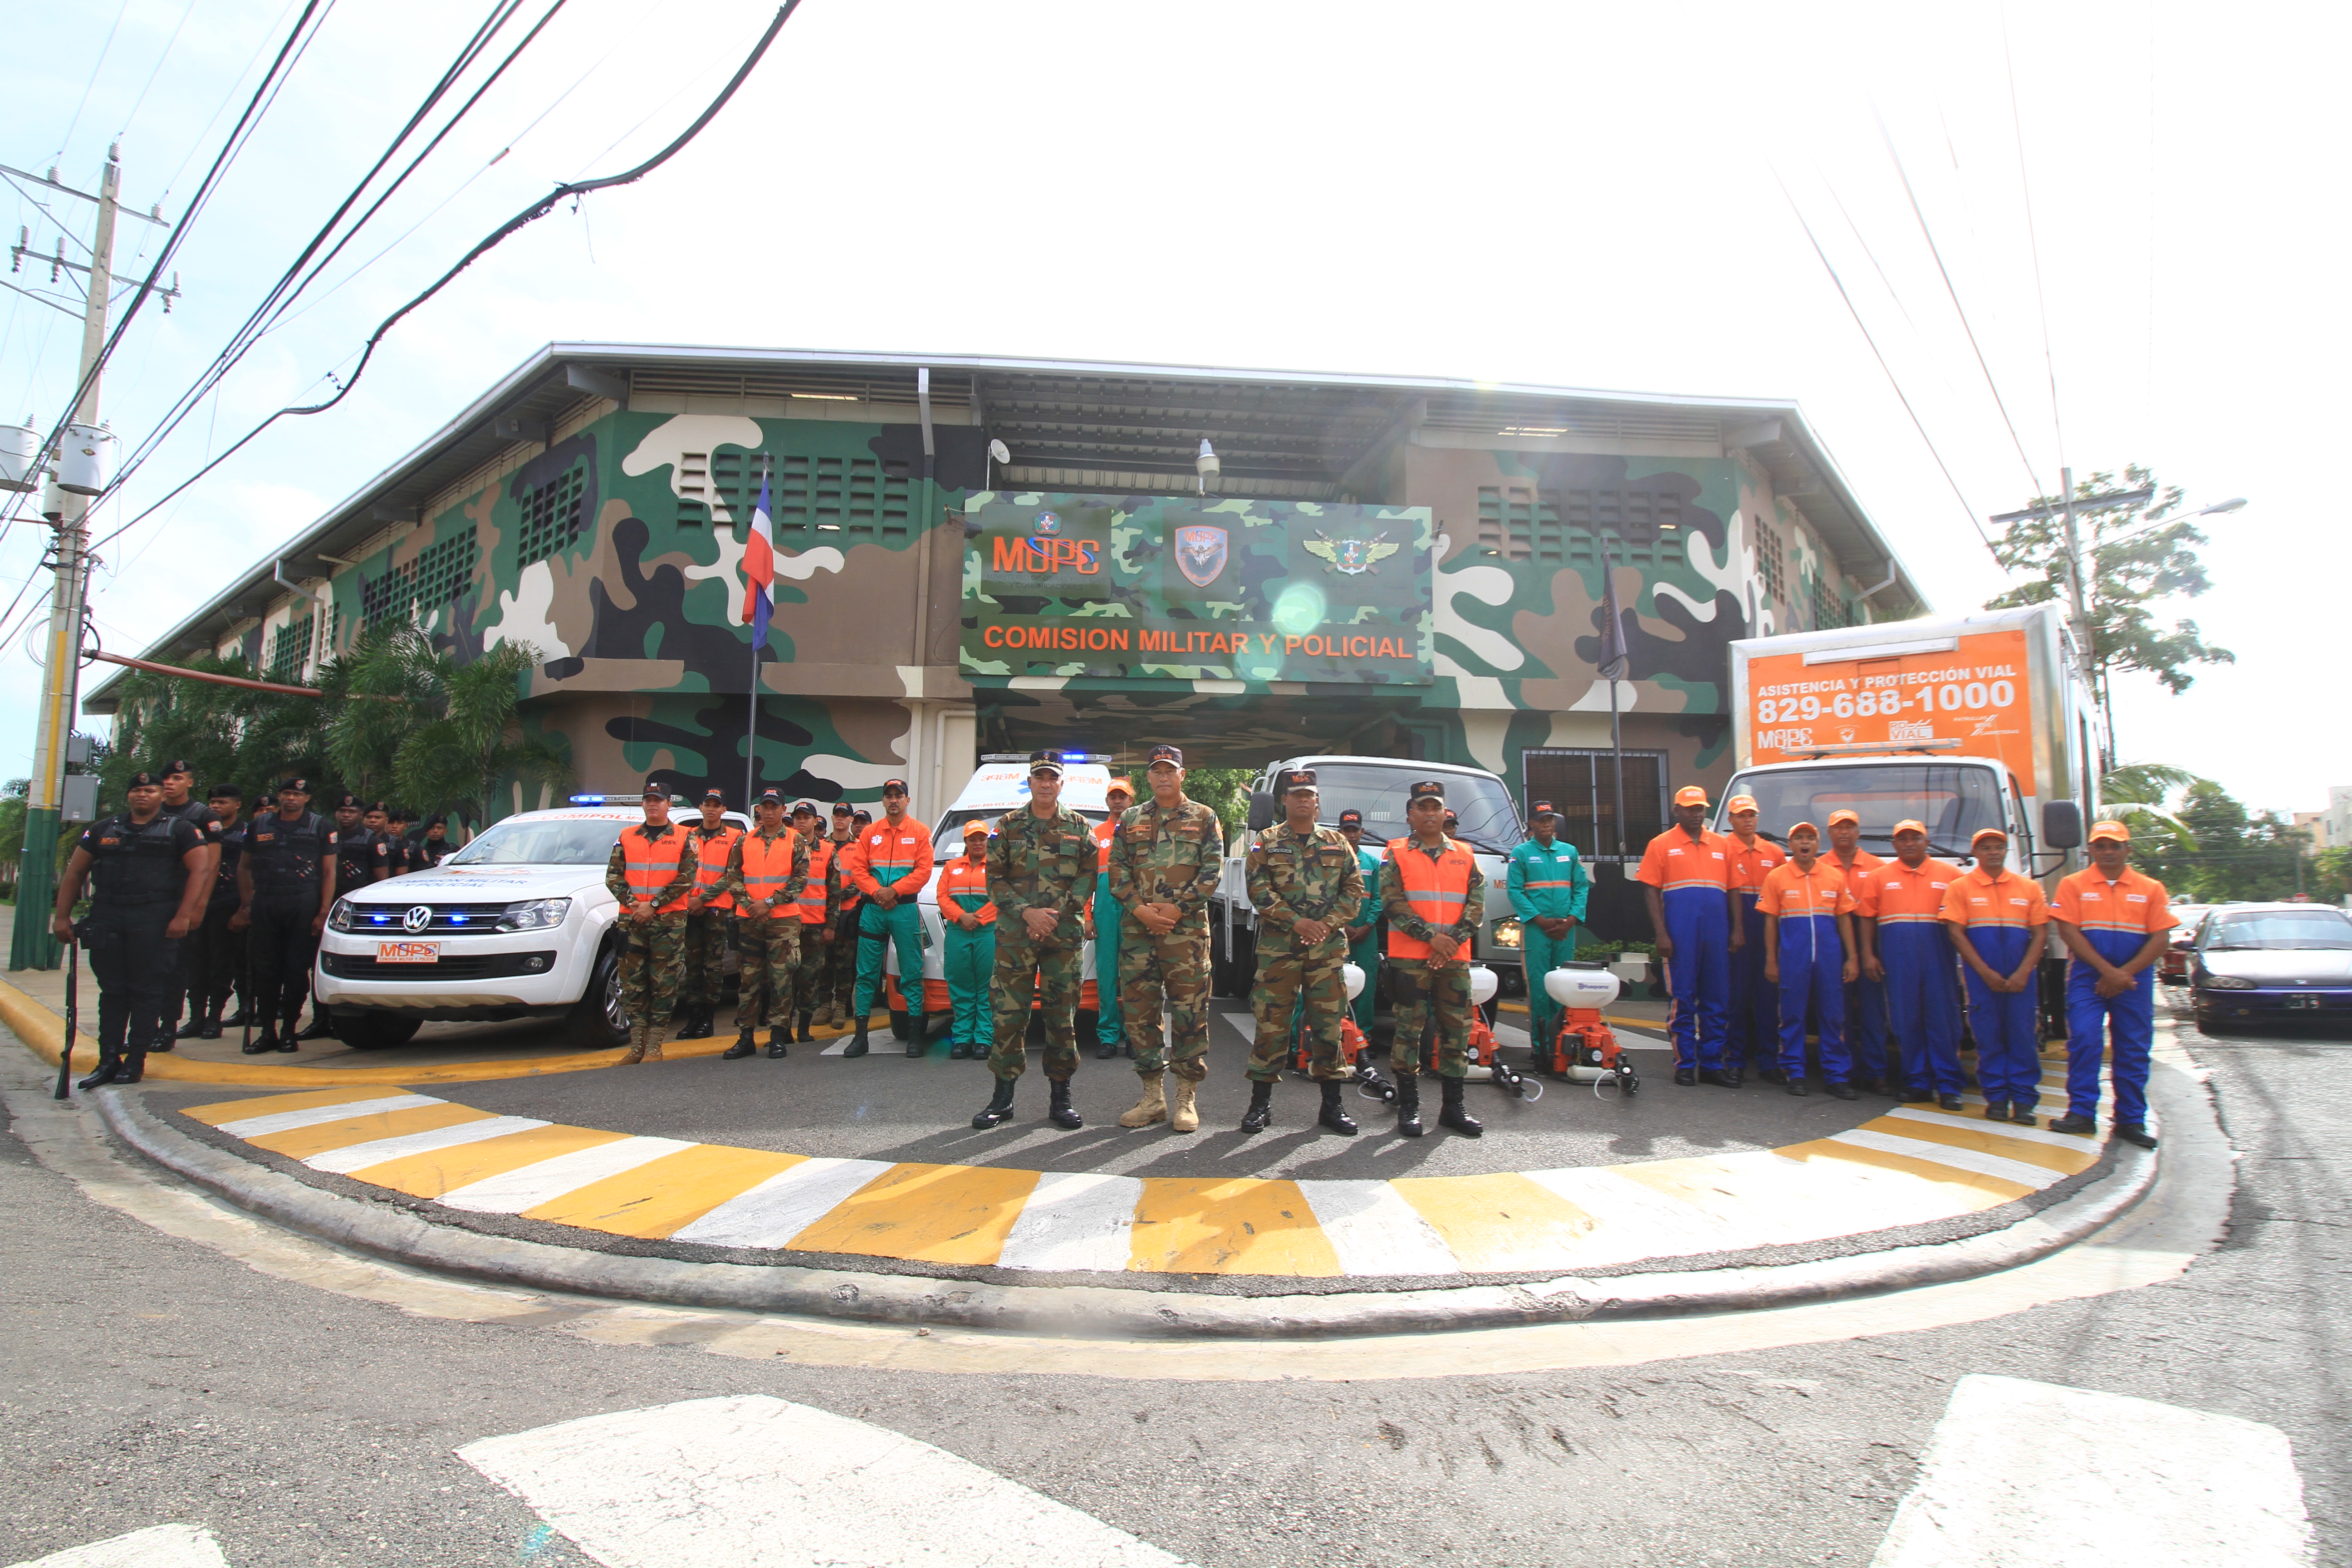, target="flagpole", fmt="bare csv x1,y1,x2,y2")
1602,533,1627,862
745,456,770,809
